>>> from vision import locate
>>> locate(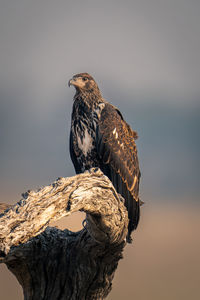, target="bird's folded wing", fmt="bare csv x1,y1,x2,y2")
96,104,140,200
